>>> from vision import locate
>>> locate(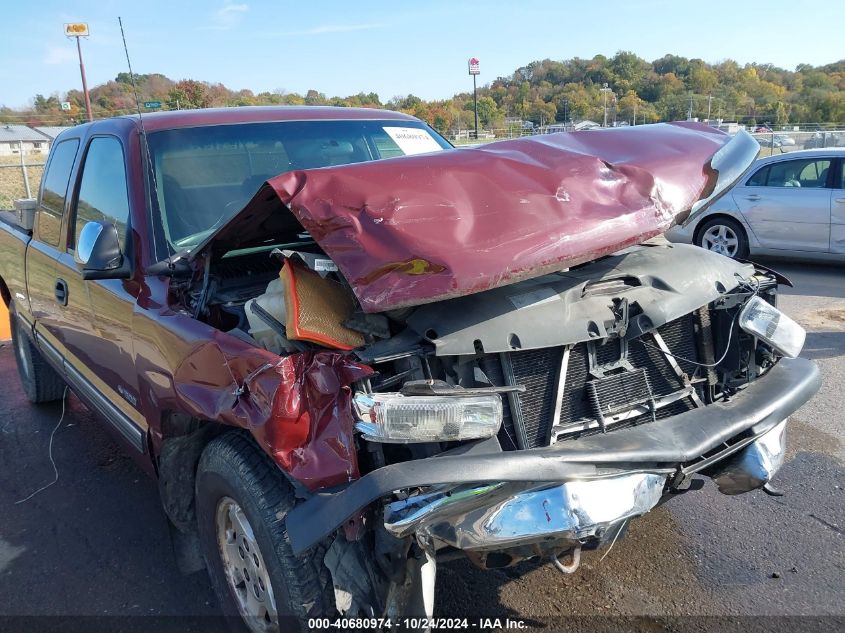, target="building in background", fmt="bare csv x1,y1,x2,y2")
0,125,52,157
33,126,72,144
